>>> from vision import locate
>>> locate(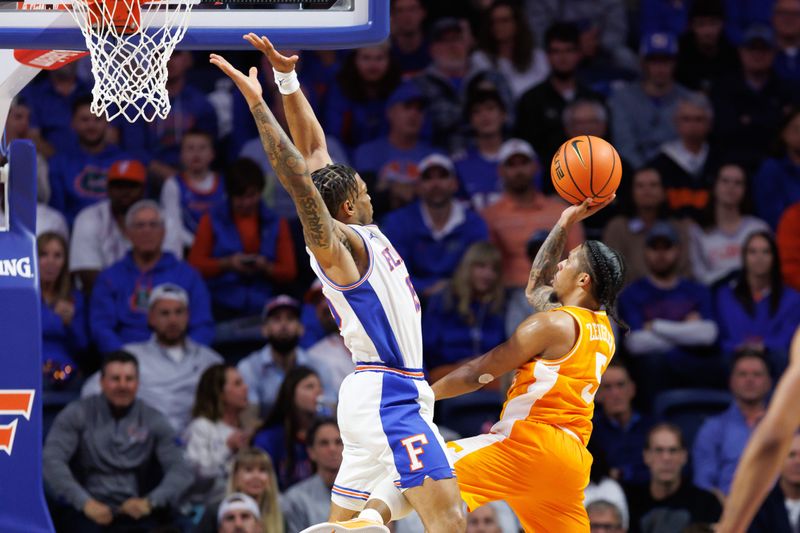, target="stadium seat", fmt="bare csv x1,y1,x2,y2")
653,388,732,446
436,390,504,438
